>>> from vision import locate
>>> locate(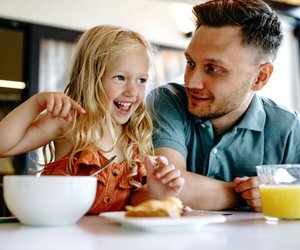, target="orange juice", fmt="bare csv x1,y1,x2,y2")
260,185,300,219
